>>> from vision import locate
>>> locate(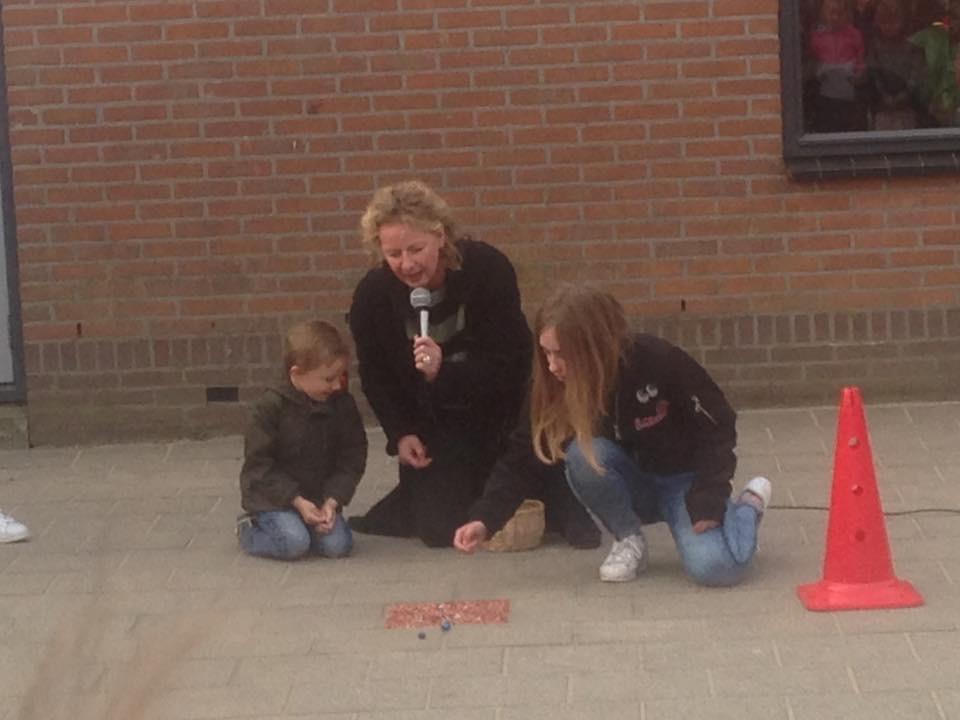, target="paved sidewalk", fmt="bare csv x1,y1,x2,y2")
1,401,959,720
